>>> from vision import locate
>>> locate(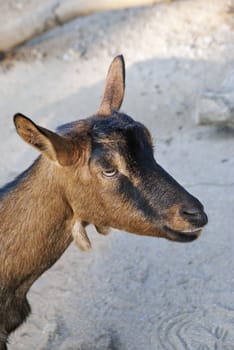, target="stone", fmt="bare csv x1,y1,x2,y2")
196,70,234,128
196,90,234,127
